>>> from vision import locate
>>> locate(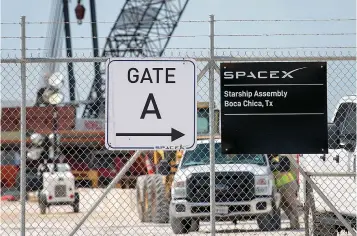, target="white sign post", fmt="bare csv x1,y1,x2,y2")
105,58,197,150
